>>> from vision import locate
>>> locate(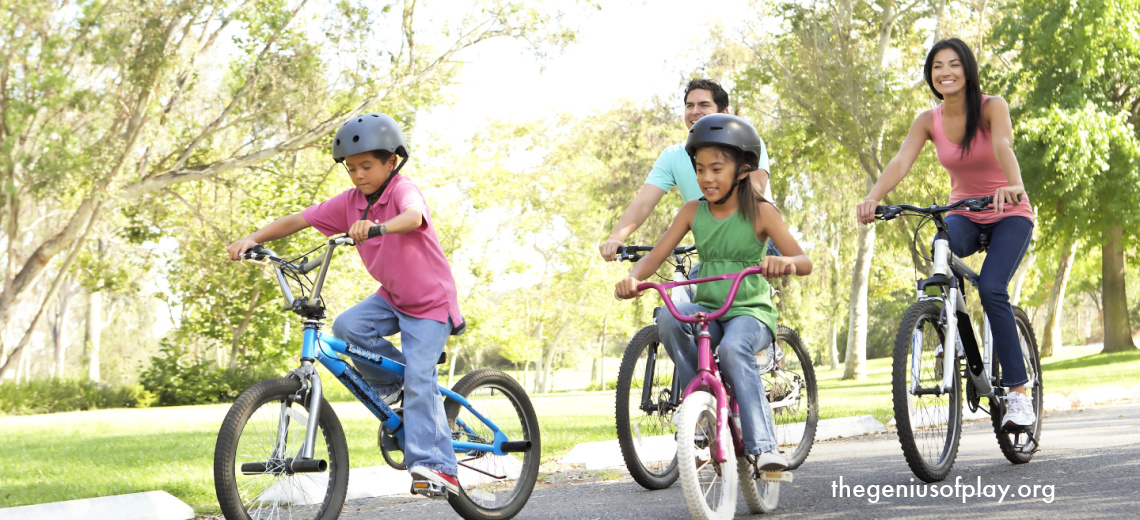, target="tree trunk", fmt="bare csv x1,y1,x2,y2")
1039,242,1077,357
1101,225,1136,353
828,319,840,370
843,223,876,380
1010,246,1035,305
50,284,73,378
